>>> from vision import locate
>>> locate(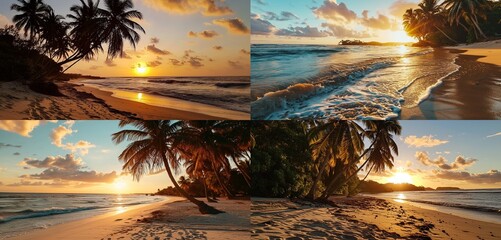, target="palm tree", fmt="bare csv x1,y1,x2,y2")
61,0,145,72
416,0,458,43
112,120,223,214
306,120,364,200
320,121,401,199
40,8,70,60
11,0,50,40
441,0,488,40
175,121,239,198
403,8,423,41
